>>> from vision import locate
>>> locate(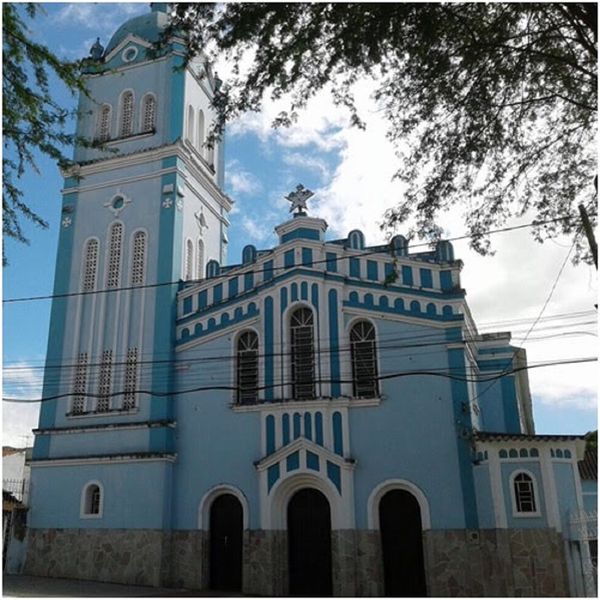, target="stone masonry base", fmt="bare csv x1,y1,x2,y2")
24,527,569,596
